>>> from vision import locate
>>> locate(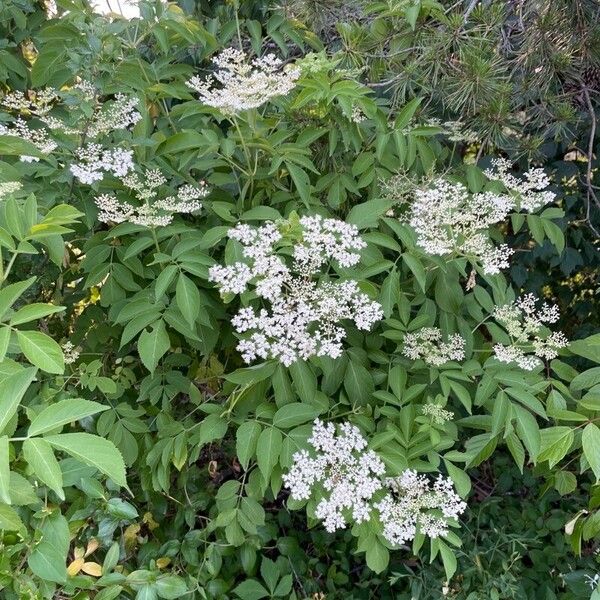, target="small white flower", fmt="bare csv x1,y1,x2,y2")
186,48,300,114
403,327,465,366
94,168,207,227
209,217,382,365
492,294,568,370
422,403,454,425
62,341,80,365
375,470,467,546
283,419,386,532
484,158,555,212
